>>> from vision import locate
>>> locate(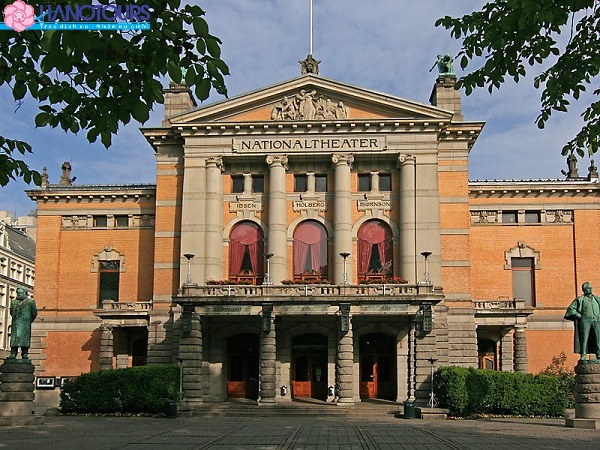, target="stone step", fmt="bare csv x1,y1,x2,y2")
187,400,402,418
